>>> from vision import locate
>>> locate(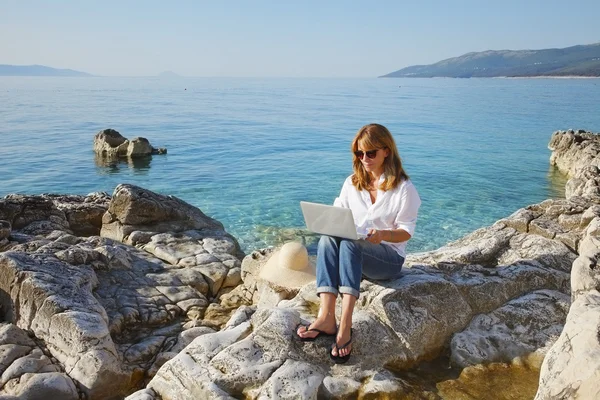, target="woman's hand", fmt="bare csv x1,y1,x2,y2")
365,228,410,244
366,228,384,244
